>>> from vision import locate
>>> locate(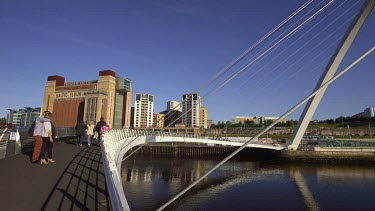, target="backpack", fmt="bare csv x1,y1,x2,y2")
28,120,36,137
100,125,110,134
